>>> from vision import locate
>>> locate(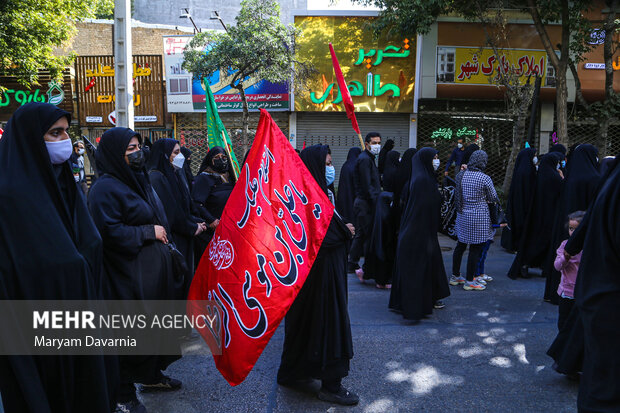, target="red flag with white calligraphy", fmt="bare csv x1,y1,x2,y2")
187,109,335,386
329,42,361,135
